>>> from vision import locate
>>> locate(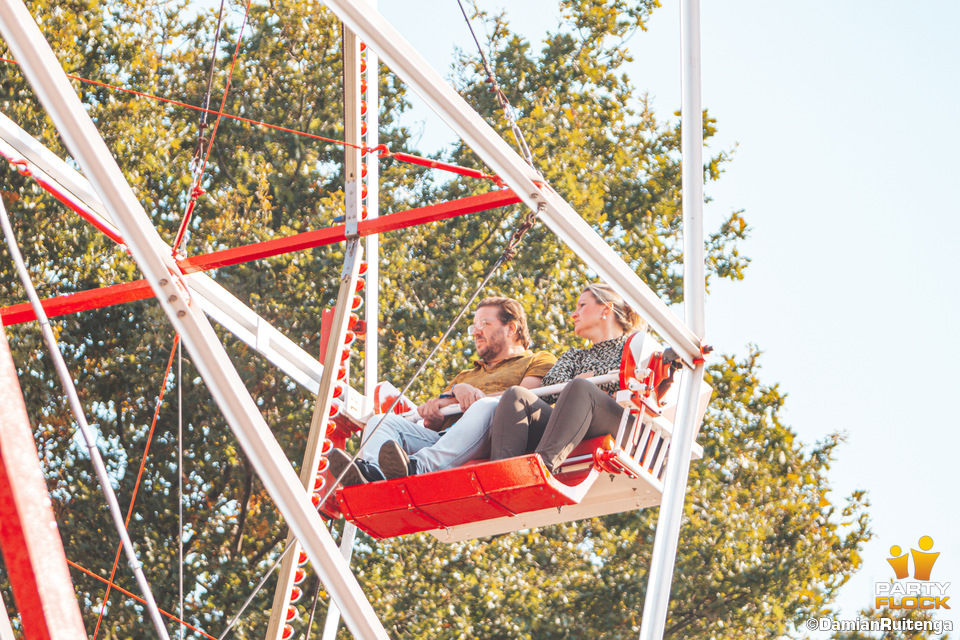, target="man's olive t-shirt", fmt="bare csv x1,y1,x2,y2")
436,350,556,431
